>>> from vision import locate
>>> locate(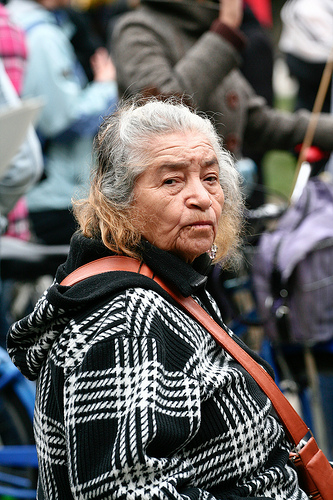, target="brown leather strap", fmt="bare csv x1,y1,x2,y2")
60,255,309,445
60,256,155,286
